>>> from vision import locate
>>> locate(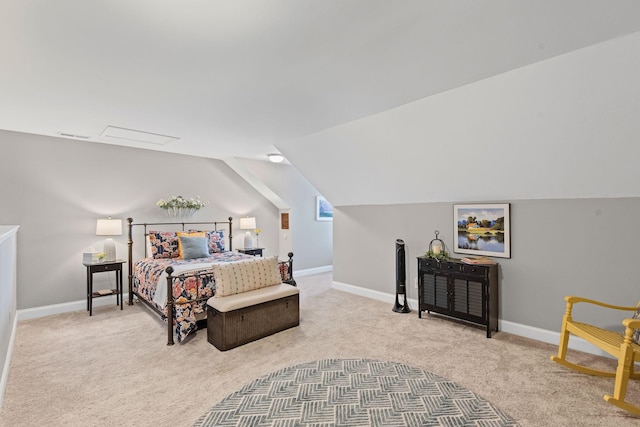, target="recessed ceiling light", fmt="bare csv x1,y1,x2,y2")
101,125,179,145
267,153,284,163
